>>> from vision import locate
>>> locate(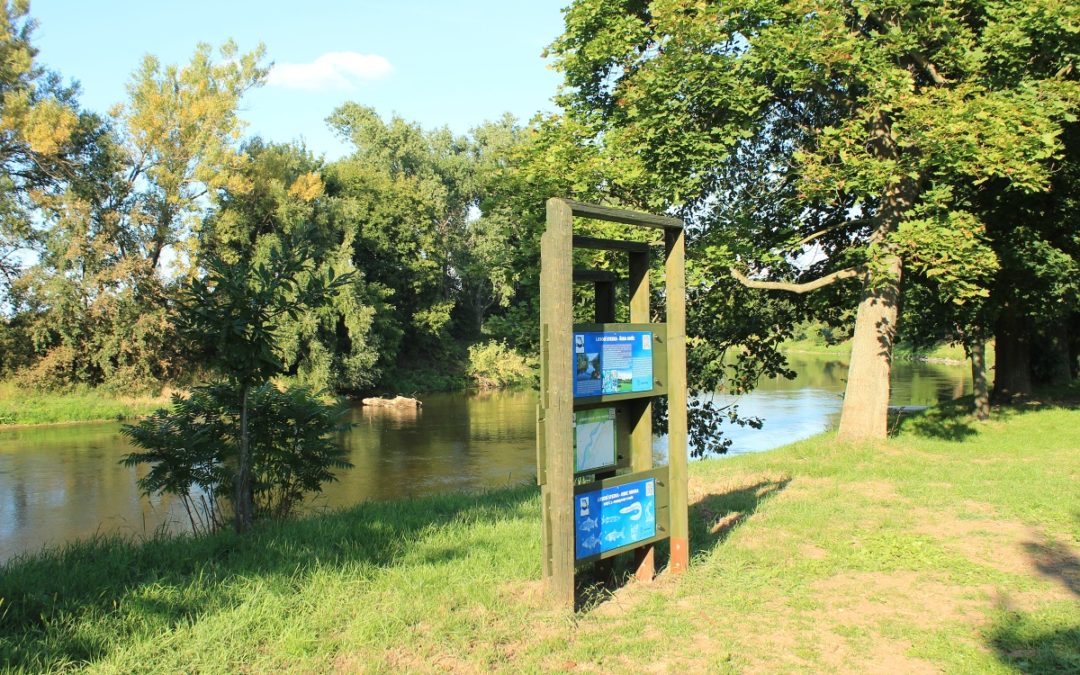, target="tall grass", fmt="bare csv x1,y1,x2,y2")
0,381,172,426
